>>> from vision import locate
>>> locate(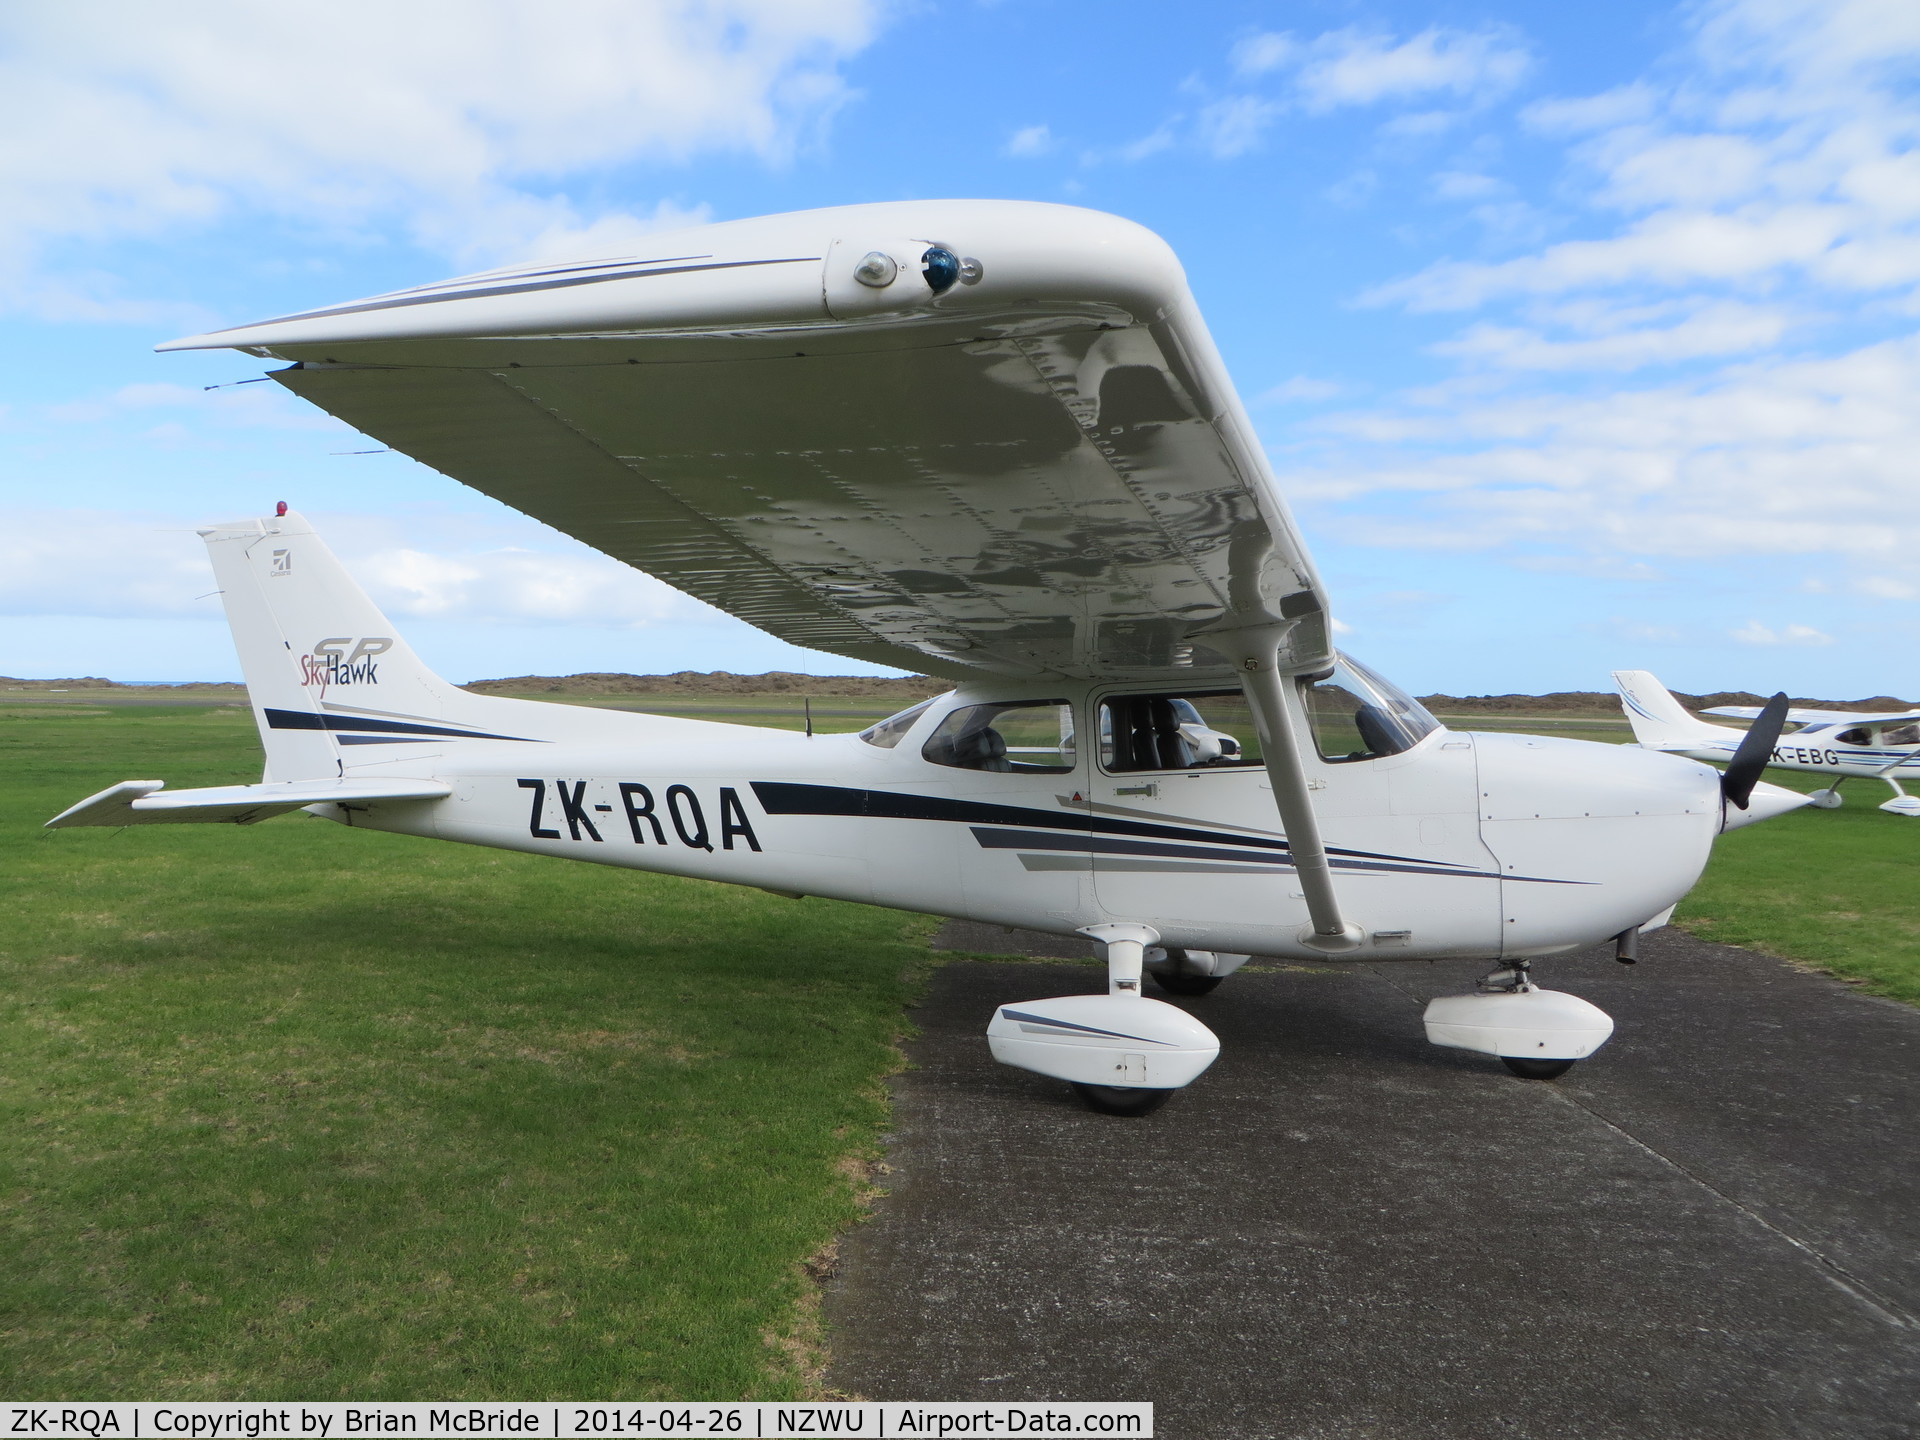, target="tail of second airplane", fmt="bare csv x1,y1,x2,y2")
201,506,608,781
1611,669,1739,750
